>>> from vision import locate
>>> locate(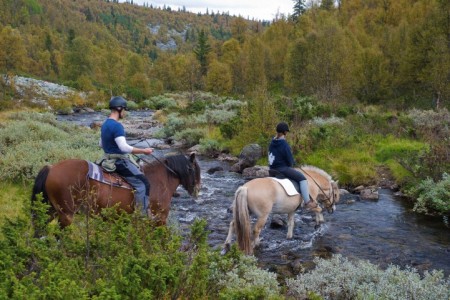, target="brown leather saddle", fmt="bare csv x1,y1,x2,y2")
87,161,132,190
